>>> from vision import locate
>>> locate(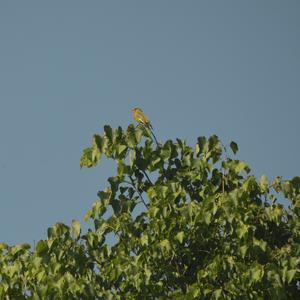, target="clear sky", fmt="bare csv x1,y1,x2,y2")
0,1,299,245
